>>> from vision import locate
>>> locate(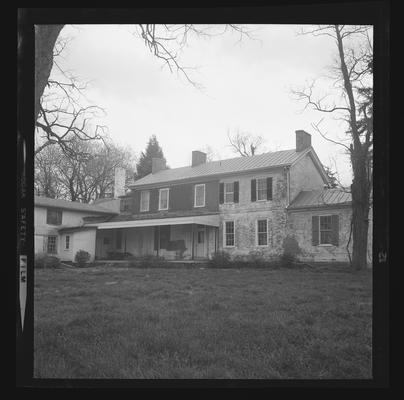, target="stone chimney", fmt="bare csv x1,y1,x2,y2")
114,167,126,198
152,158,166,174
295,130,312,152
191,150,207,167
